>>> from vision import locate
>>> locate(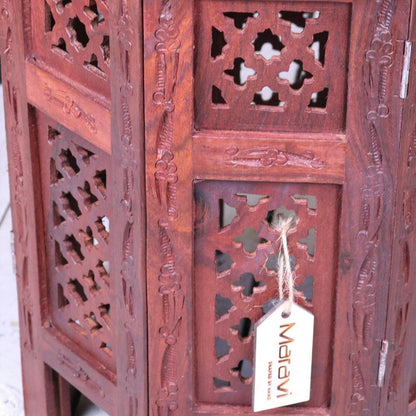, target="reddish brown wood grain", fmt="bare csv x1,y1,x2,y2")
1,0,416,415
